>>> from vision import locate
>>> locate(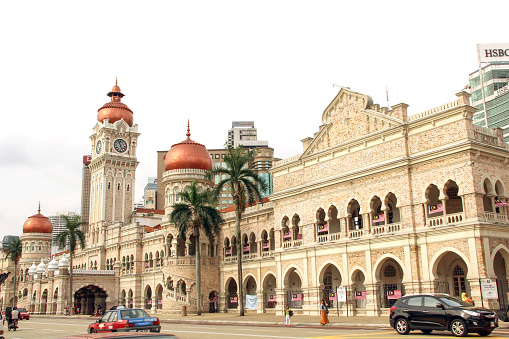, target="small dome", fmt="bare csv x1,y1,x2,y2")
58,253,70,268
164,123,212,171
48,257,59,271
97,81,133,127
36,259,46,274
28,262,37,275
23,204,53,234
